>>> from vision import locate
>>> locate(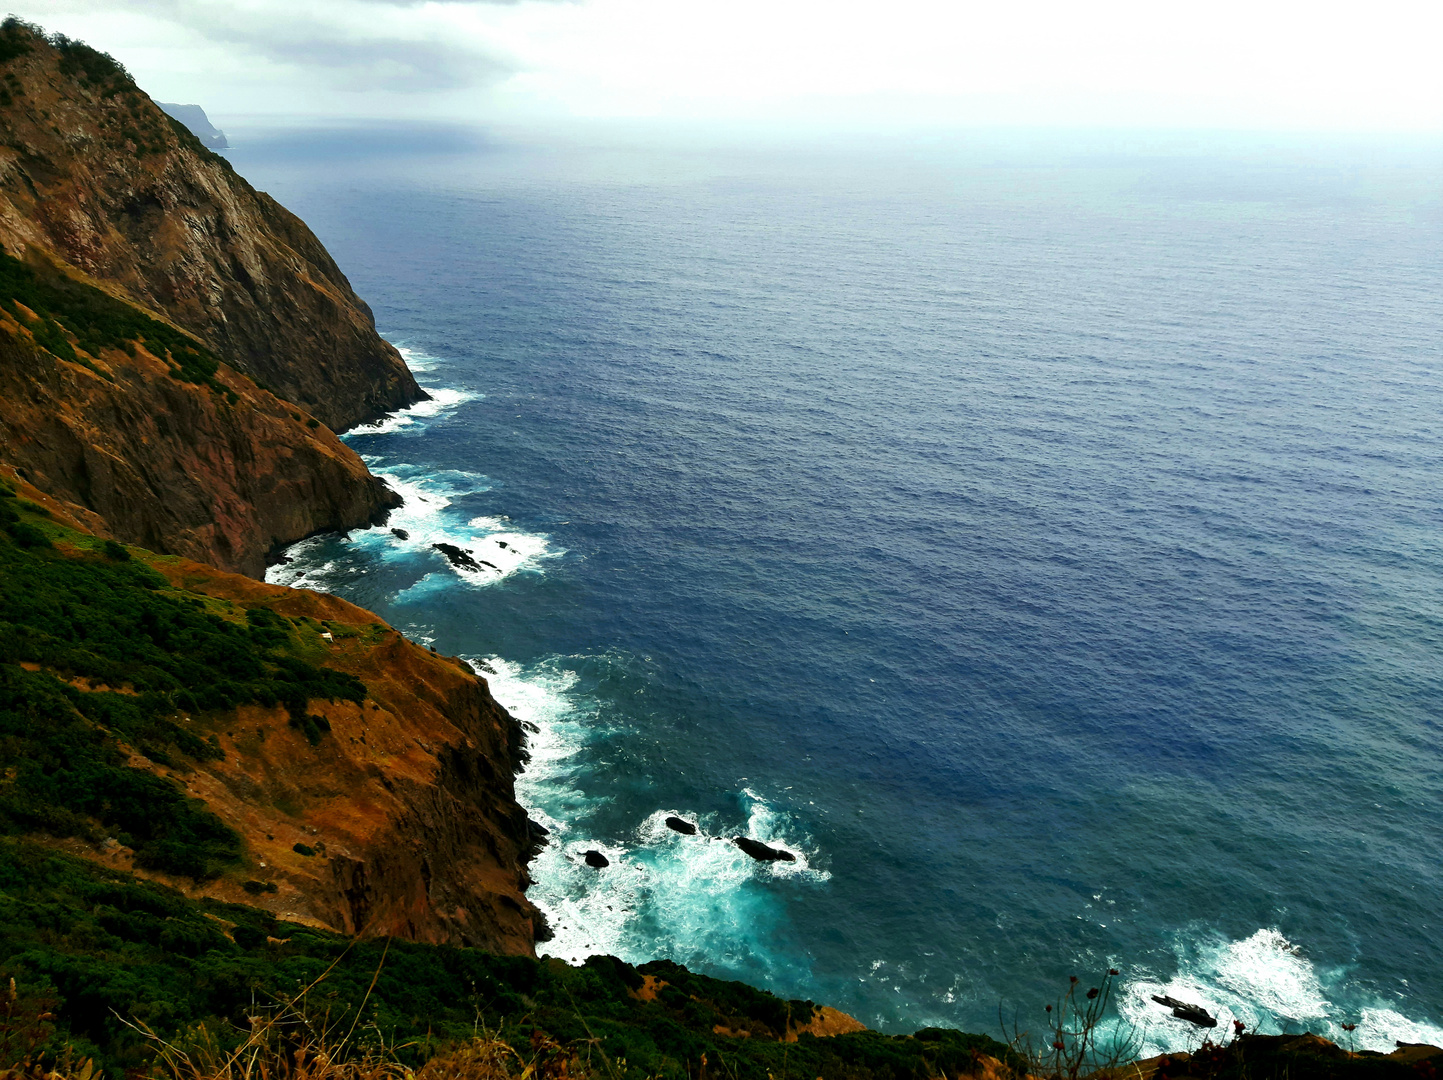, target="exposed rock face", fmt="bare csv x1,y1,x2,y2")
113,554,543,953
0,24,423,431
0,313,397,577
0,22,541,957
